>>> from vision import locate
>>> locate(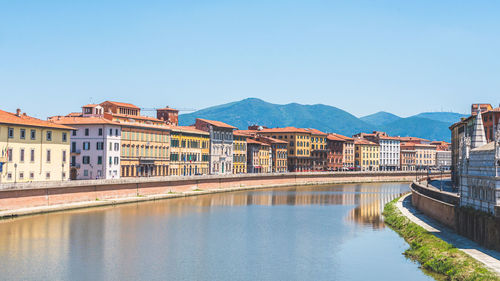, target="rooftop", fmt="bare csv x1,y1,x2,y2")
196,118,237,129
0,109,73,130
259,127,311,134
101,101,140,109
